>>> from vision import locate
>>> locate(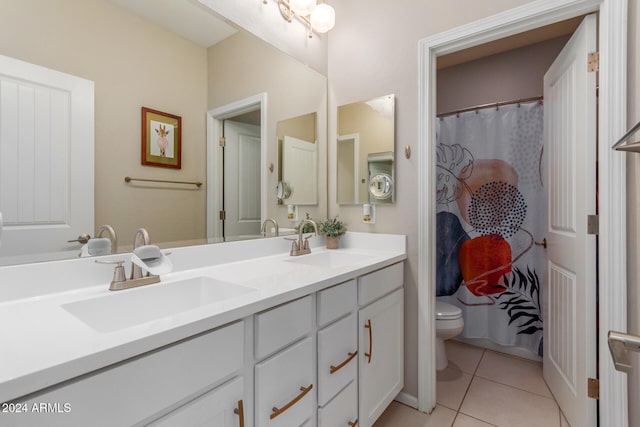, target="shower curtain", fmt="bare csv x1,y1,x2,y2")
436,100,545,357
